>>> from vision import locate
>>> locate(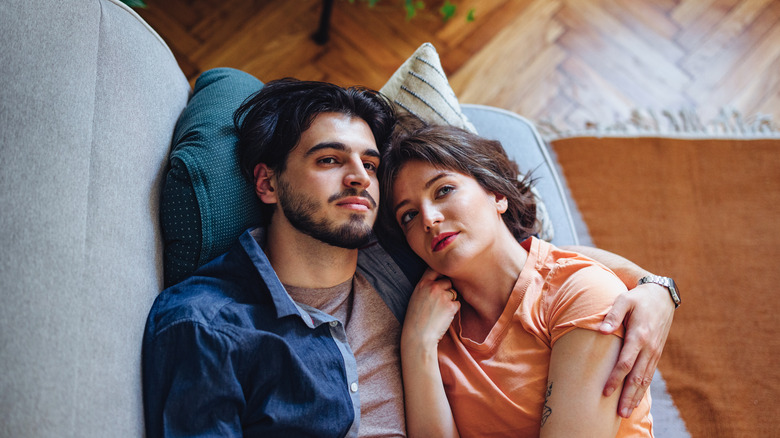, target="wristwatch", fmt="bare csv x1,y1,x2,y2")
638,275,681,308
